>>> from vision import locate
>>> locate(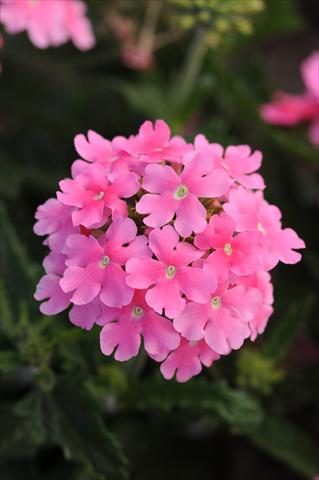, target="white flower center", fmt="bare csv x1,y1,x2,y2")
95,191,105,201
224,243,232,255
166,265,176,278
100,255,110,267
211,296,221,309
174,184,188,200
132,306,144,318
257,221,266,234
